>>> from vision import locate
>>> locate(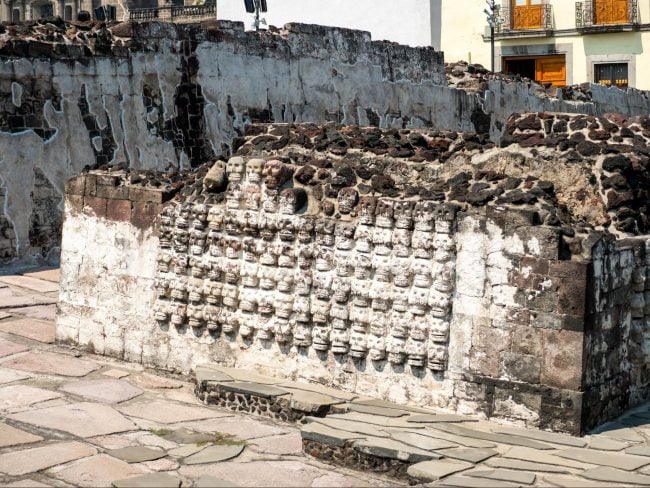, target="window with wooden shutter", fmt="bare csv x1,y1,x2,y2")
594,0,629,24
512,0,545,30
